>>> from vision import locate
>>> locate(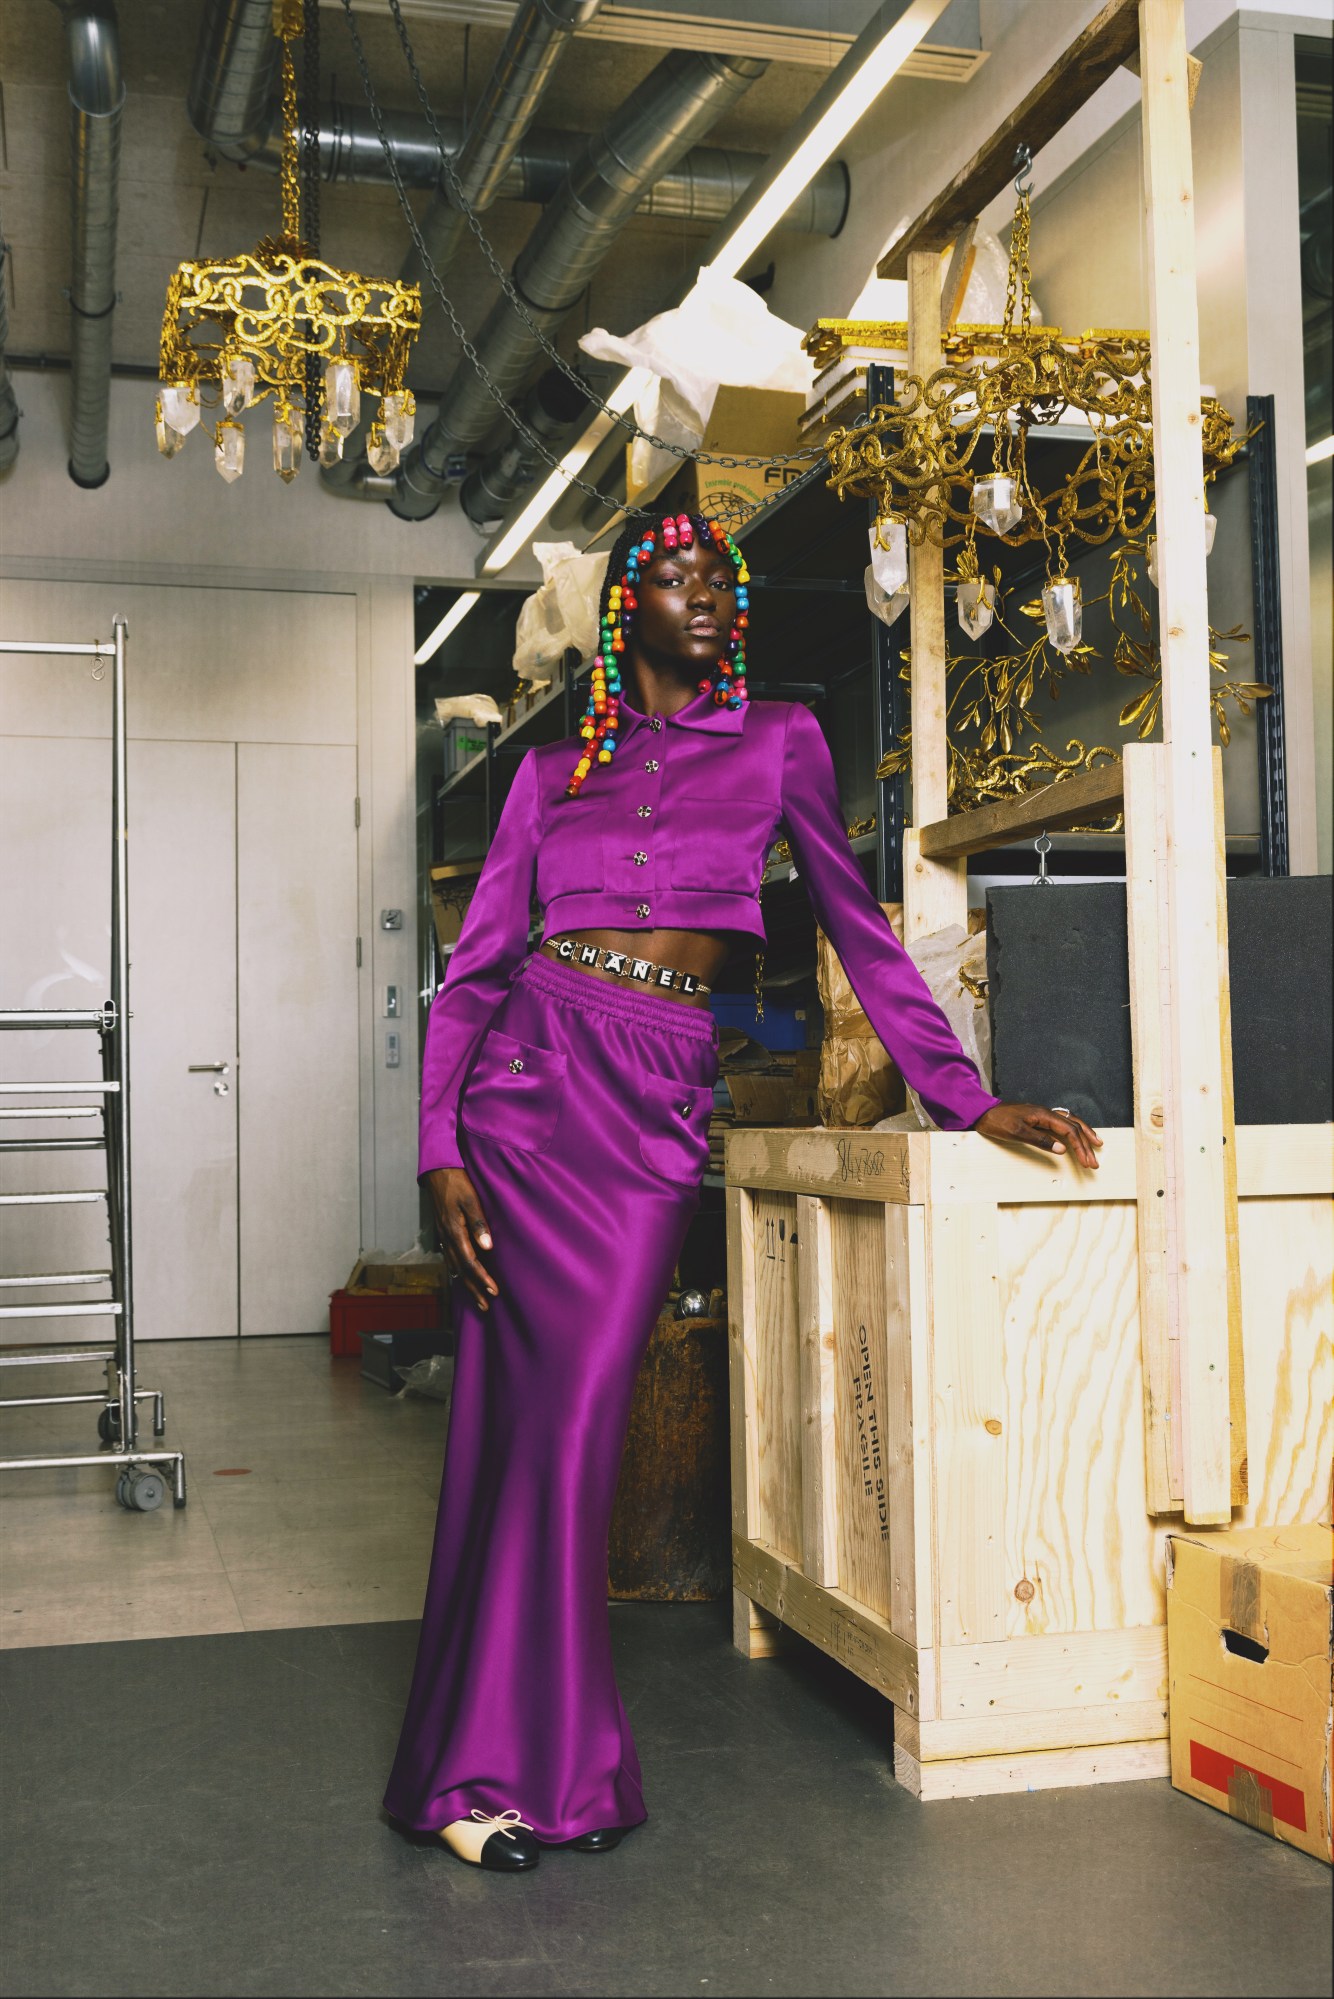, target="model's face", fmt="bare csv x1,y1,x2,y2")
631,536,737,669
